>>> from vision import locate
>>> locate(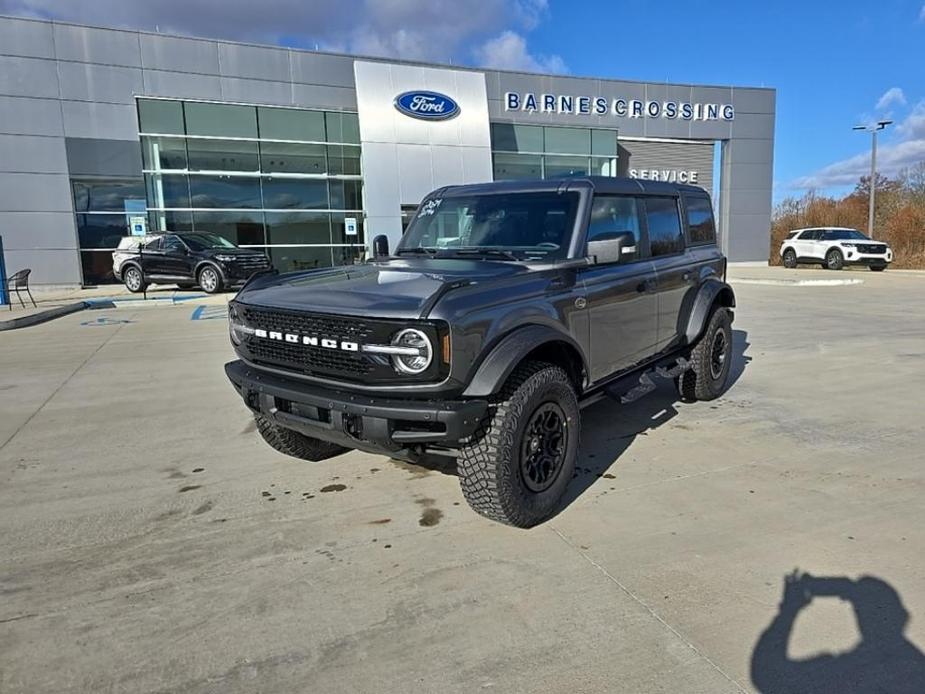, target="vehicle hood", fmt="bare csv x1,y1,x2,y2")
236,258,532,318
